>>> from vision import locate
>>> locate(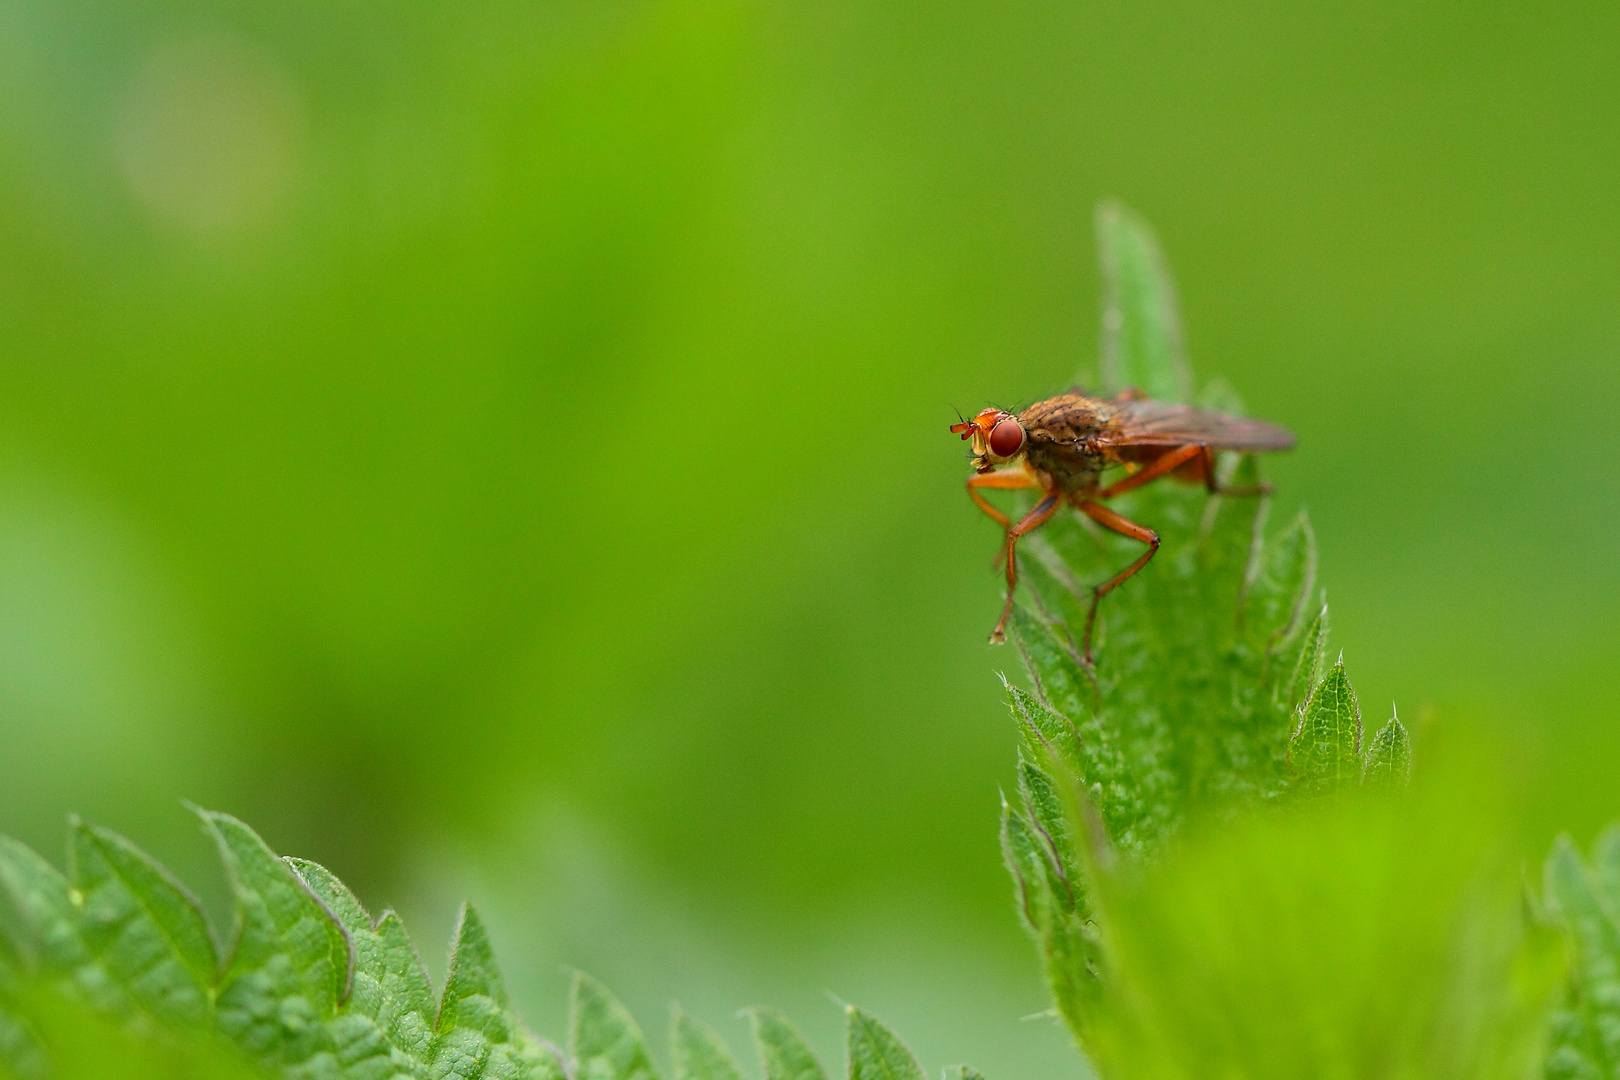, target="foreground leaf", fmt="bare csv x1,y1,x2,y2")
1543,833,1620,1078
